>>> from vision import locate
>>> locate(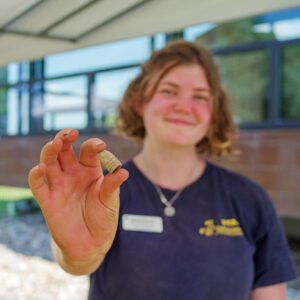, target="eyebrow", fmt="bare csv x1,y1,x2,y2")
160,81,211,92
